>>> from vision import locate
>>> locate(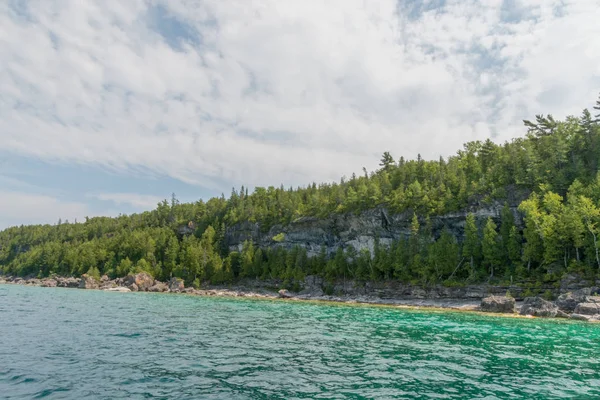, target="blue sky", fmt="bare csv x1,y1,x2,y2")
1,0,599,228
